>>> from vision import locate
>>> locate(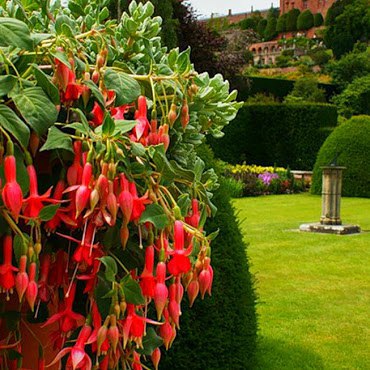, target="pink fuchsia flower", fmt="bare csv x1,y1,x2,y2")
1,155,23,220
42,283,85,334
47,323,93,369
133,96,150,140
139,245,156,298
67,141,83,186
